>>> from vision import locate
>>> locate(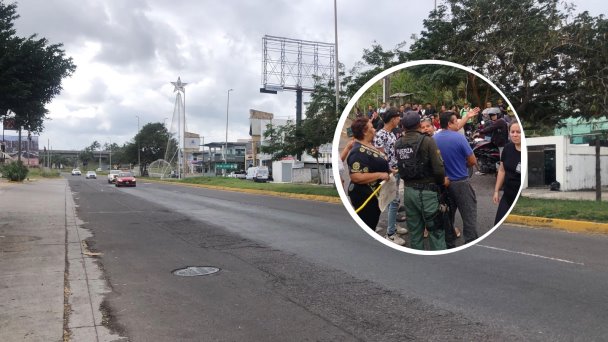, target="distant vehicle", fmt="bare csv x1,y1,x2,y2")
229,170,247,179
246,166,269,182
85,171,97,179
71,169,81,176
115,172,136,187
96,167,102,172
107,170,121,183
